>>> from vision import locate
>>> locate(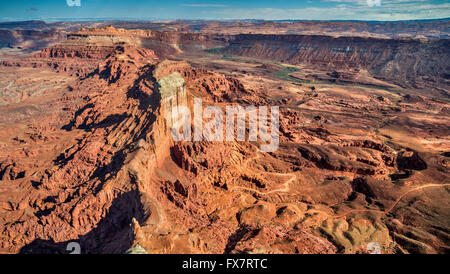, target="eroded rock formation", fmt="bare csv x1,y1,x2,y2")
0,26,449,254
